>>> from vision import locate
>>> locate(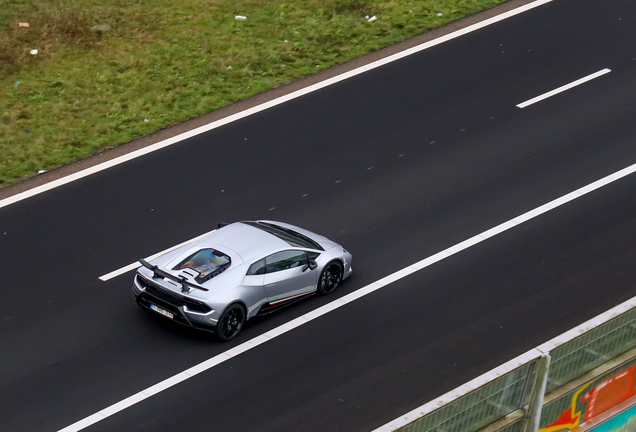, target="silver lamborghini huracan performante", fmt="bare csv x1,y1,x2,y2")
132,221,353,340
